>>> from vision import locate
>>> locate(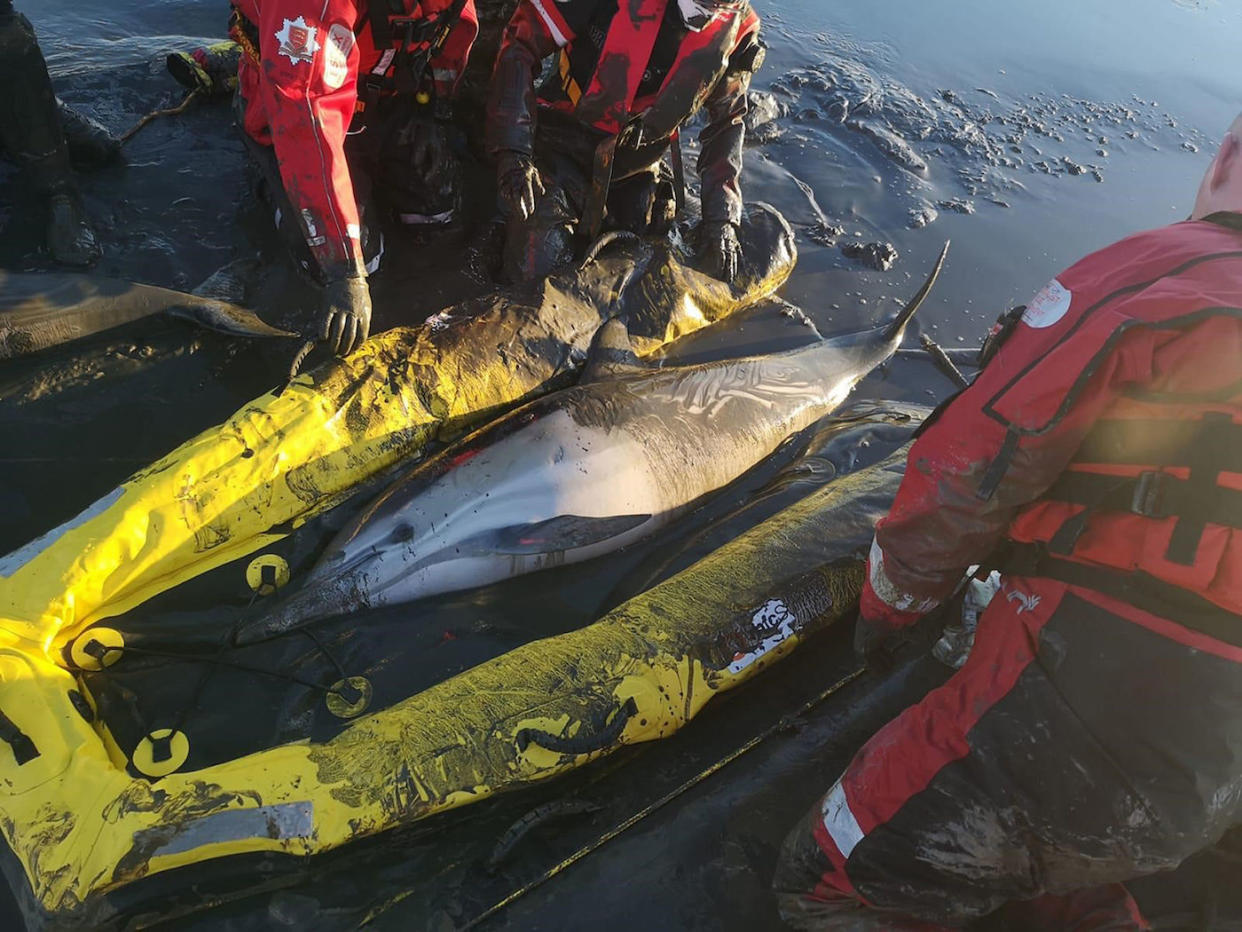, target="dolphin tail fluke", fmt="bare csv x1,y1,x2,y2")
166,298,297,339
881,240,950,343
